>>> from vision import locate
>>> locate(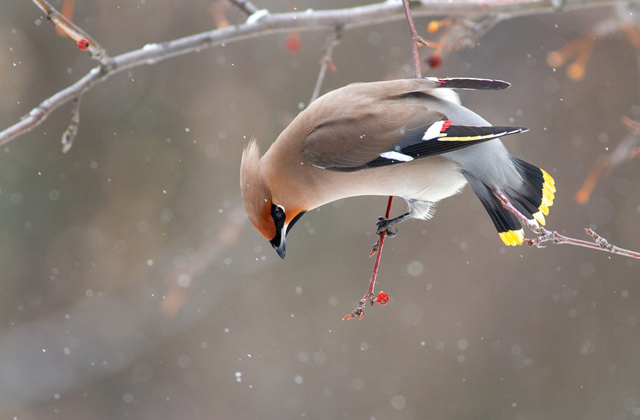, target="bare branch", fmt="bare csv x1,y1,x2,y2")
32,0,112,67
402,0,423,78
309,30,342,104
497,192,640,259
2,0,636,146
1,68,101,145
228,0,259,16
343,197,394,321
